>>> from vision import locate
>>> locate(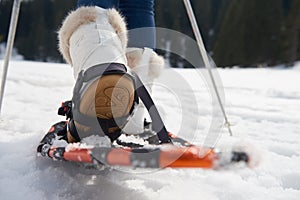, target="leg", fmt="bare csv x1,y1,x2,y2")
119,0,165,134
119,0,155,49
76,0,119,9
77,0,156,48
